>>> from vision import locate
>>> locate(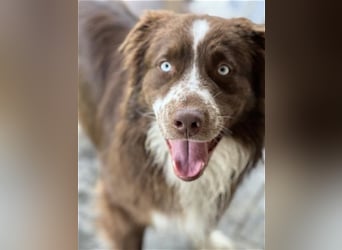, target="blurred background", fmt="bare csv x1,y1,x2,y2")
123,0,265,23
78,1,265,249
